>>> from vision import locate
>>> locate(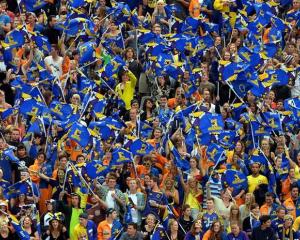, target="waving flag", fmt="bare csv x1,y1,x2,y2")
260,69,289,88
19,0,47,11
127,138,154,156
110,148,133,166
206,143,225,164
68,122,91,148
222,169,248,196
168,139,190,171
50,101,73,120
84,161,110,179
10,214,31,240
3,28,25,49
